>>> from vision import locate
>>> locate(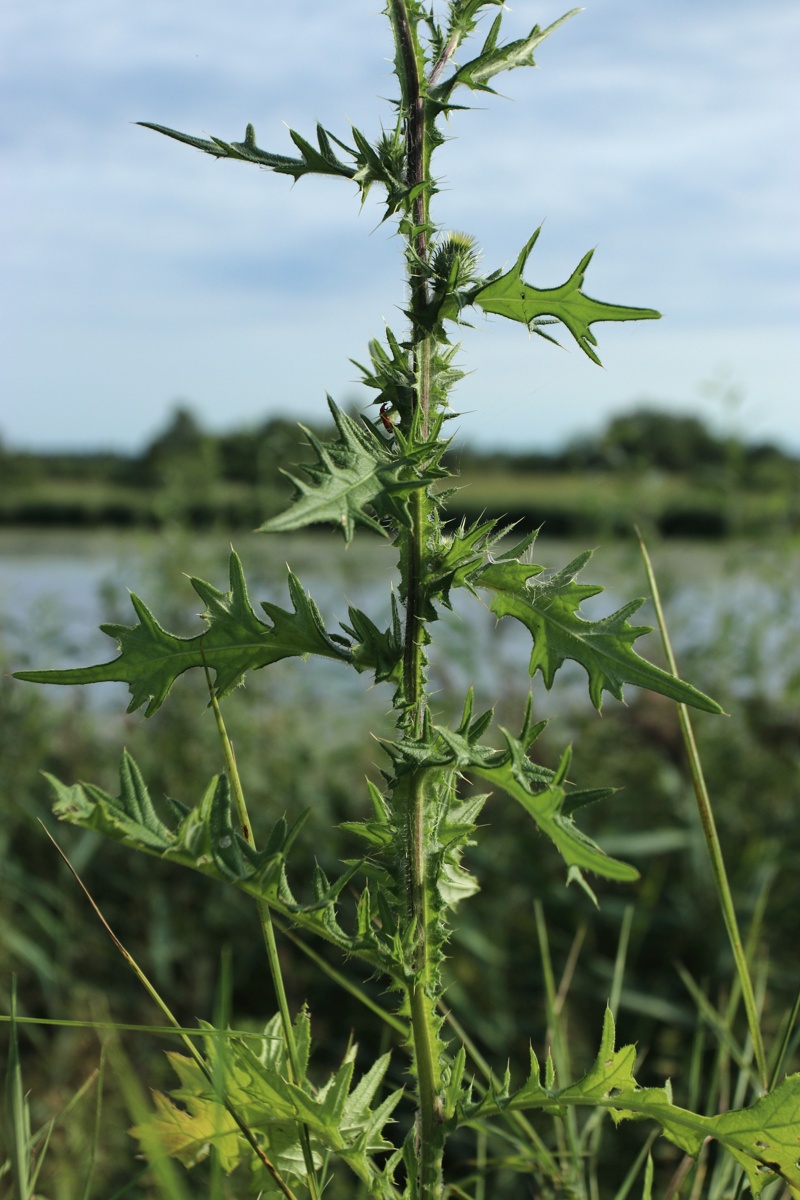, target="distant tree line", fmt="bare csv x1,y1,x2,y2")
450,408,798,492
1,404,797,535
2,403,797,488
0,407,327,489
